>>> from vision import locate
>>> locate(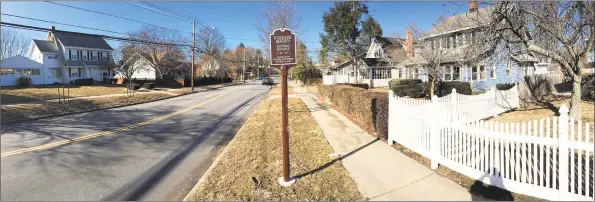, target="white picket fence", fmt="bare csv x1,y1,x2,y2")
388,88,594,201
